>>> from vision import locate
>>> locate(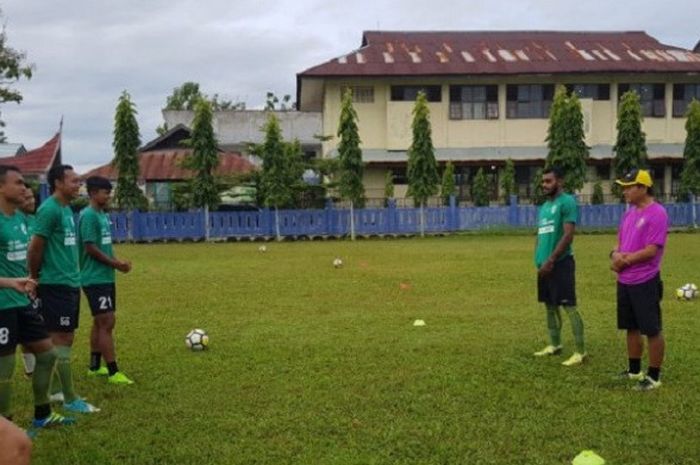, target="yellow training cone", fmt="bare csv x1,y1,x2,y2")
572,450,605,465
